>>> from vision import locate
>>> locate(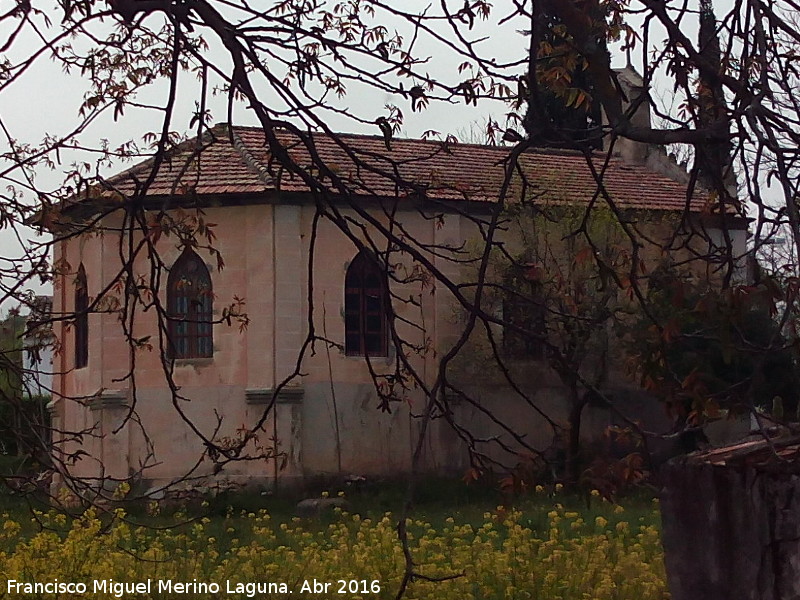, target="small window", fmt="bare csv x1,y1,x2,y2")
345,250,388,357
167,249,213,359
74,264,89,369
503,264,546,360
